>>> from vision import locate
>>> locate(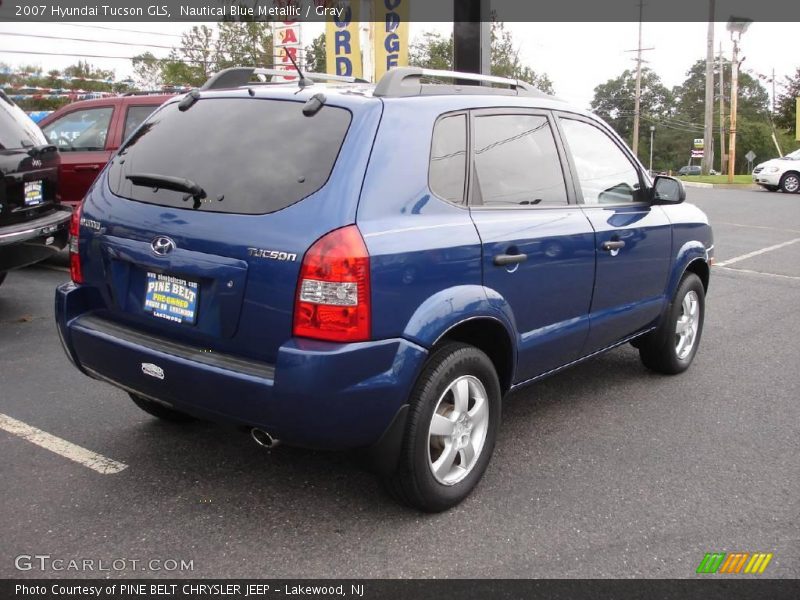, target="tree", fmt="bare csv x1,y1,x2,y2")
590,67,673,151
775,67,799,134
131,23,273,89
489,21,553,94
674,58,769,125
409,22,554,94
305,33,326,74
409,31,454,71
